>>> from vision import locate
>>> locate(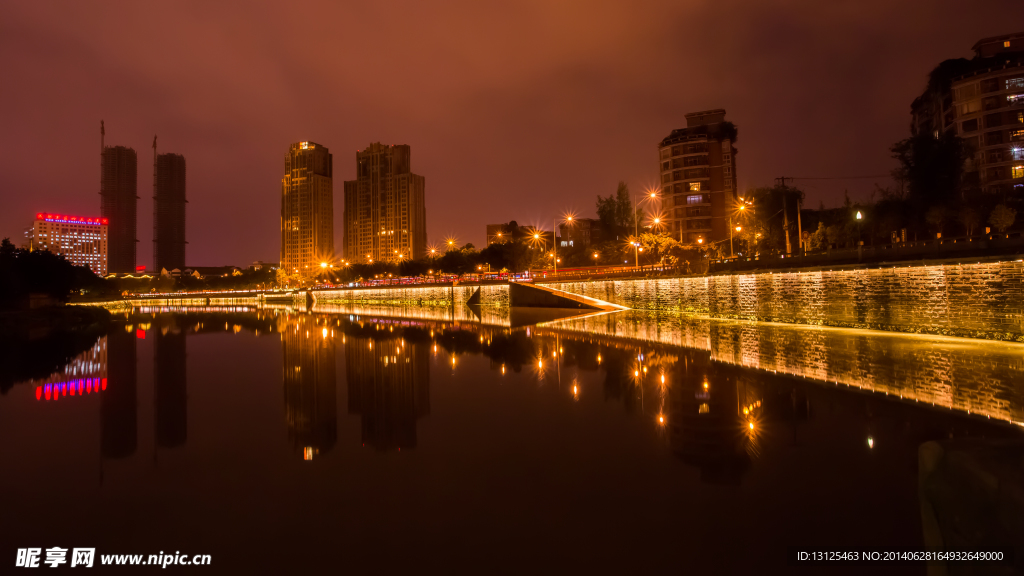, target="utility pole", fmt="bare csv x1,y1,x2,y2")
553,218,558,275
729,217,734,258
633,193,639,270
777,177,793,255
796,197,803,255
